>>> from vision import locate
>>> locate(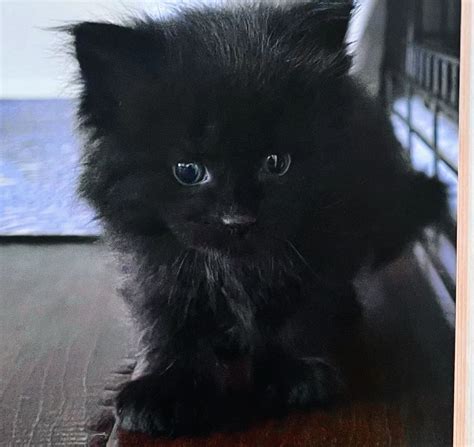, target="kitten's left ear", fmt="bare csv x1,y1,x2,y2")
274,1,354,49
270,1,354,76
